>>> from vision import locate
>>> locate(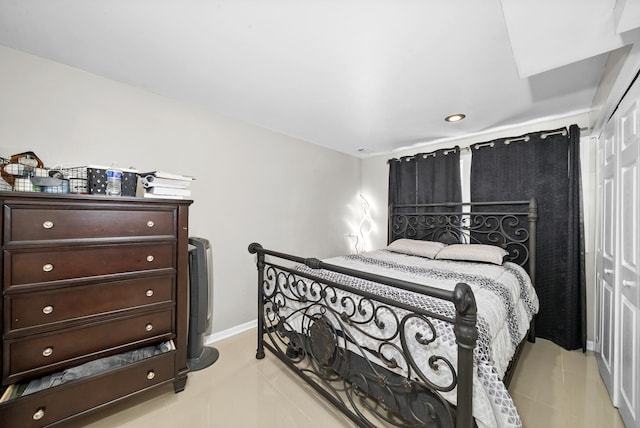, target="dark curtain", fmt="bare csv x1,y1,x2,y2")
470,125,586,351
389,146,462,209
568,126,587,352
388,147,462,244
